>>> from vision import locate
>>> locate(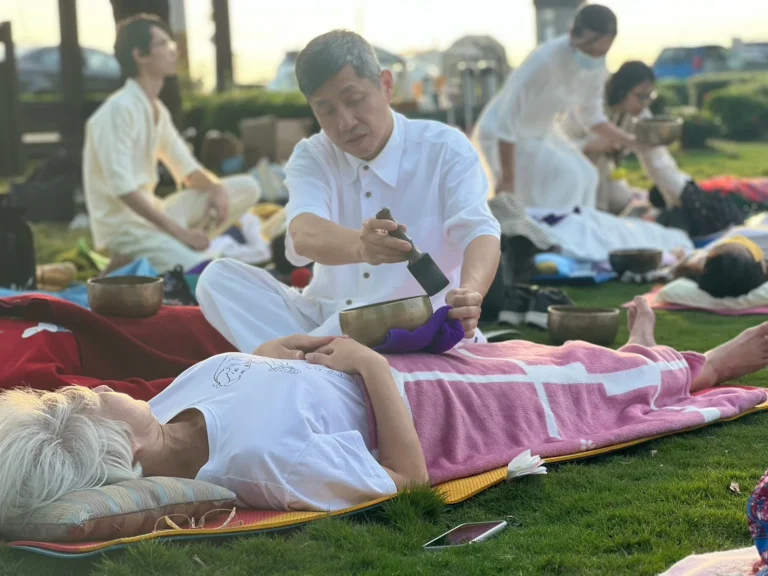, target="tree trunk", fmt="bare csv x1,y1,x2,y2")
110,0,183,127
59,0,85,149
